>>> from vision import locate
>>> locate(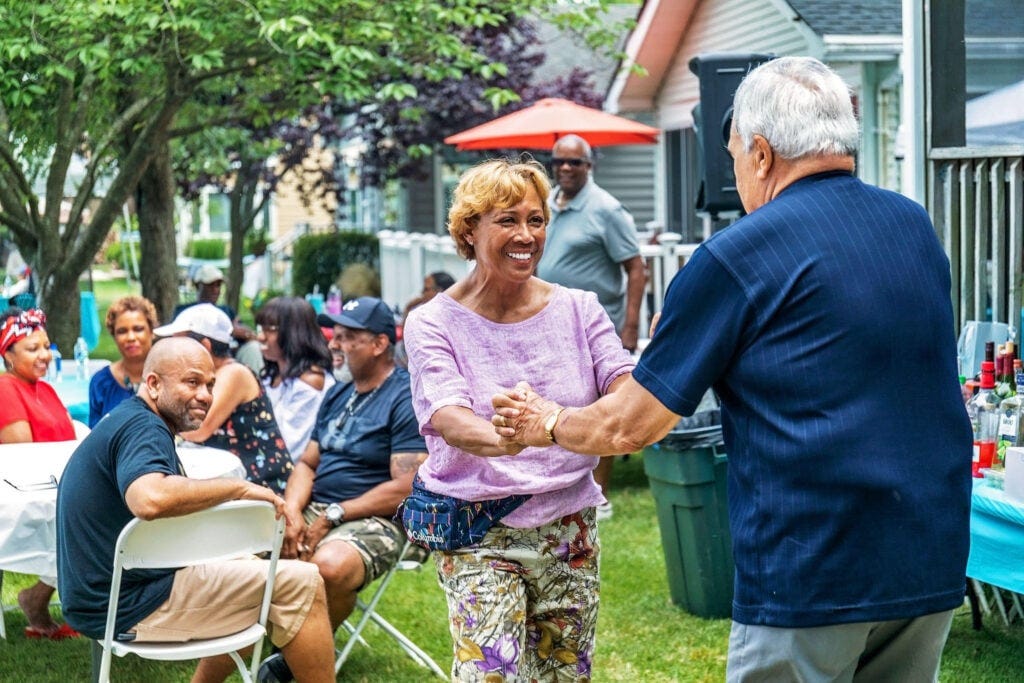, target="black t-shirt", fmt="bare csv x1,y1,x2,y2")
310,367,425,504
56,397,182,639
